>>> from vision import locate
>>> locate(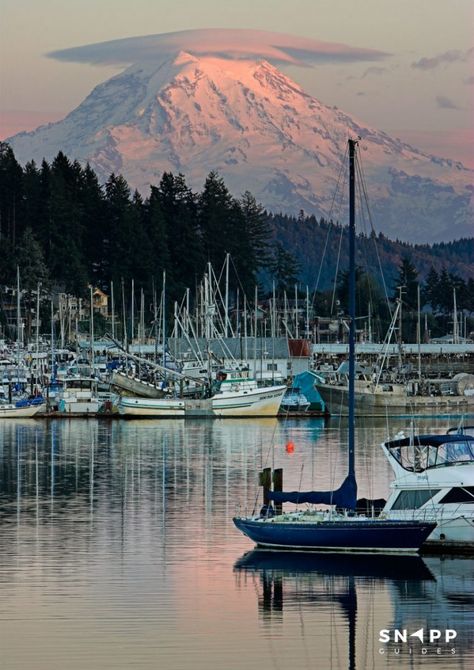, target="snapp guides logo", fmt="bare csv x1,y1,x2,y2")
378,628,457,656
